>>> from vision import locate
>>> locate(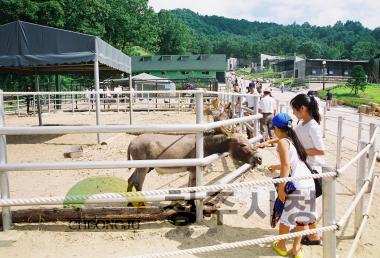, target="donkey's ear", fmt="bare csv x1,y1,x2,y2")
212,98,220,110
